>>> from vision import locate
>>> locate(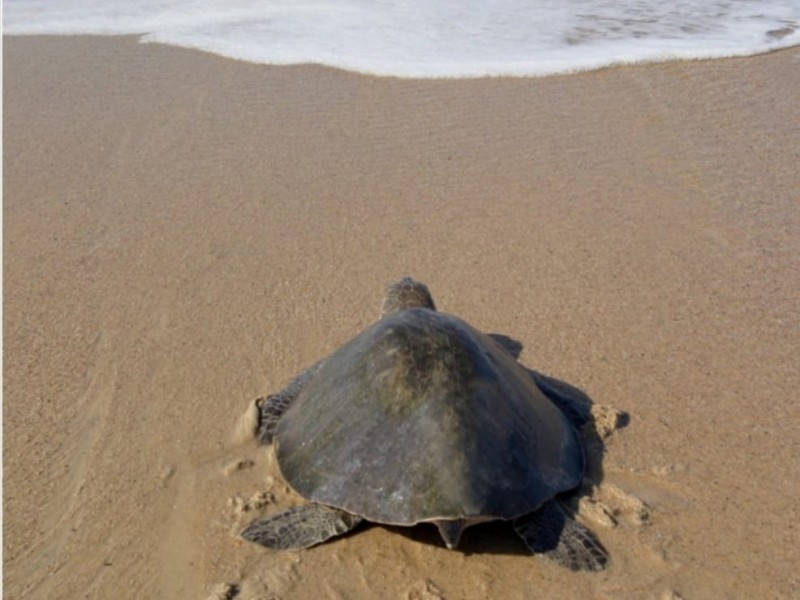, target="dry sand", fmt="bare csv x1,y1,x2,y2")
3,35,800,599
